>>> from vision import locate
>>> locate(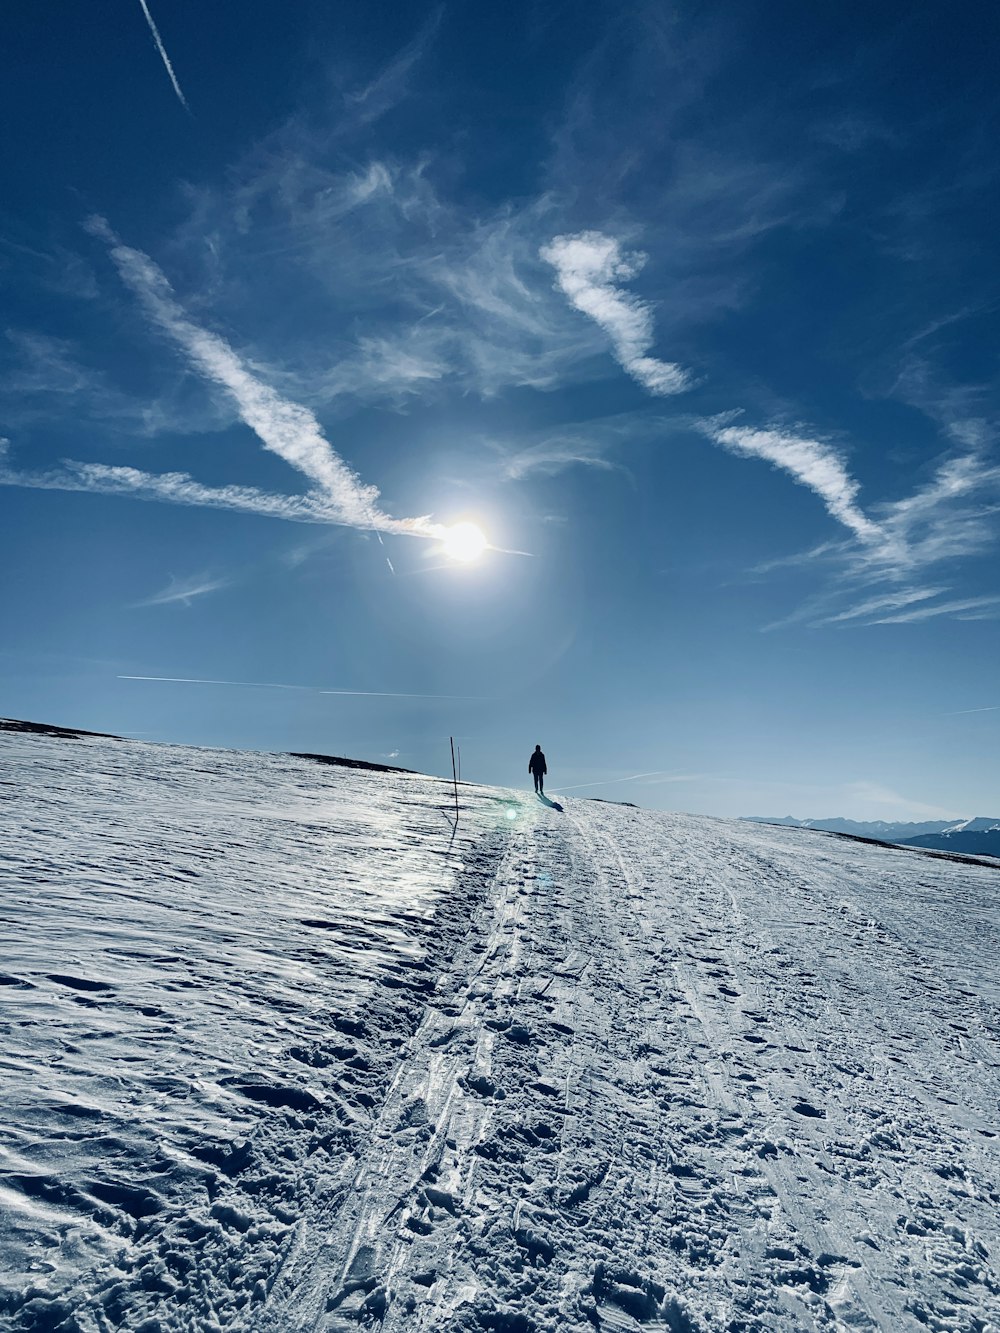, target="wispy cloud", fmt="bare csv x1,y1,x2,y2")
344,8,442,124
500,433,622,481
538,216,996,626
136,0,191,114
539,232,923,566
3,330,95,398
118,674,481,699
134,574,230,608
867,594,1000,625
72,219,446,540
942,704,998,716
541,232,692,394
0,231,100,301
0,442,374,526
0,328,228,437
869,447,1000,573
489,409,679,482
216,156,606,403
812,586,946,625
722,428,1000,629
708,423,882,545
789,445,1000,626
318,329,448,404
765,574,1000,634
